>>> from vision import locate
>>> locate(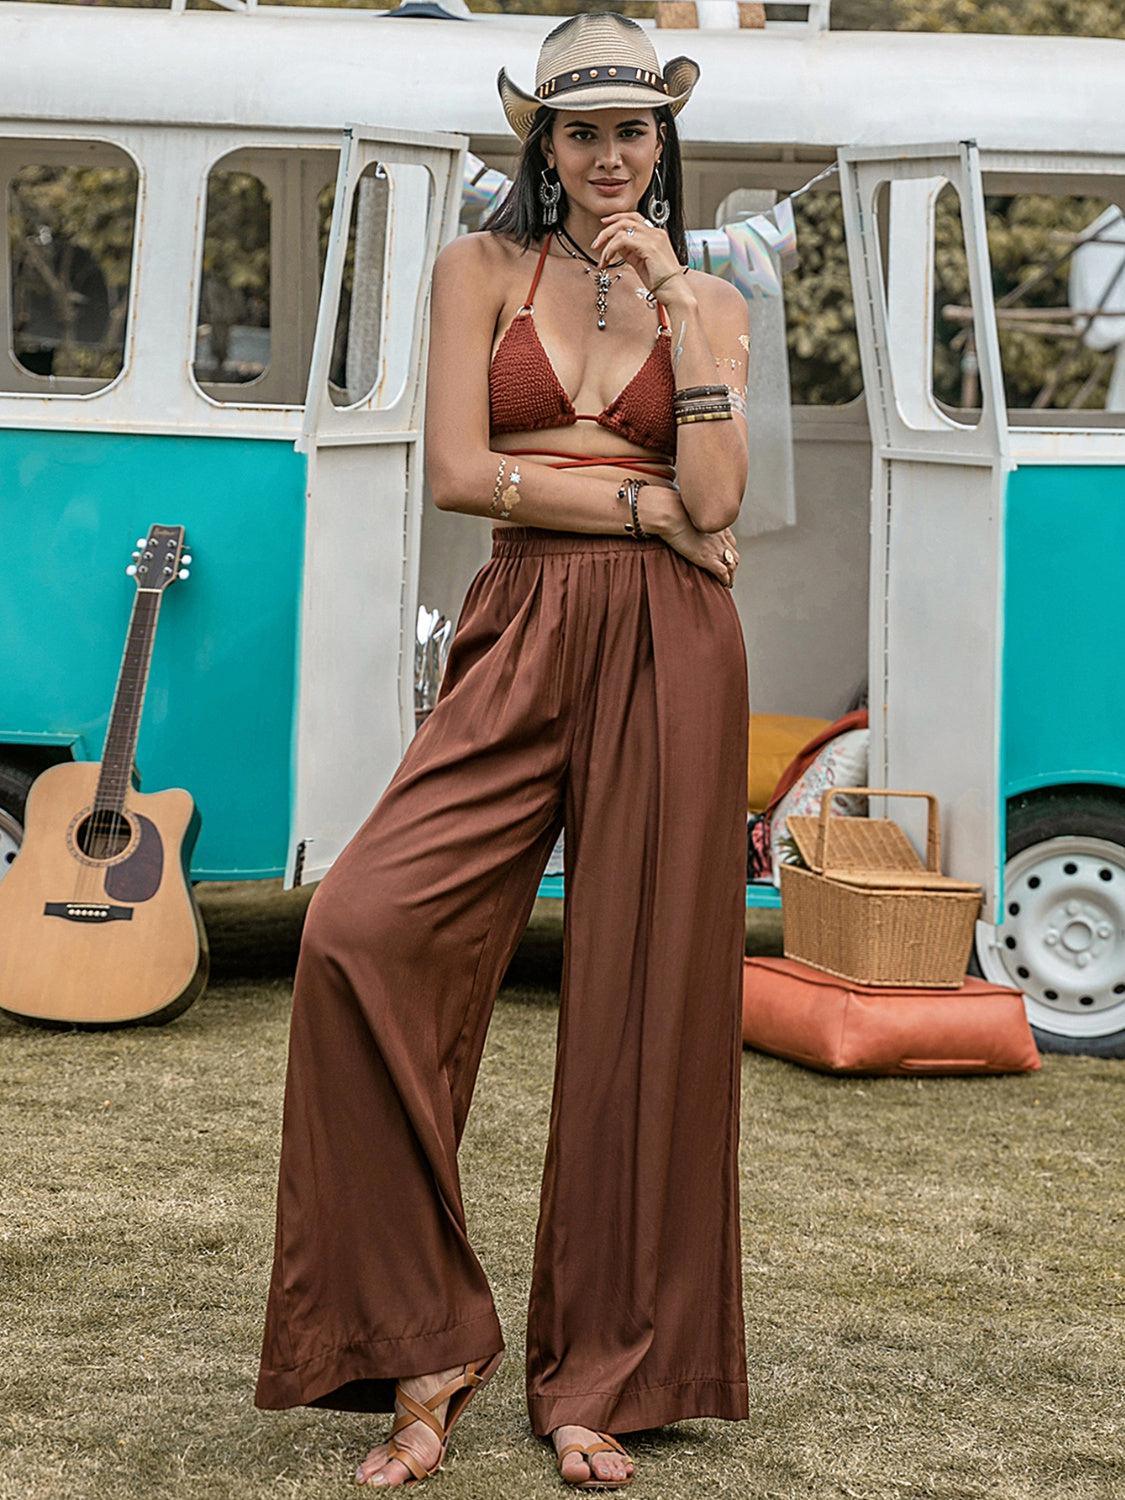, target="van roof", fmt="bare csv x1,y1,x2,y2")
0,3,1122,158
